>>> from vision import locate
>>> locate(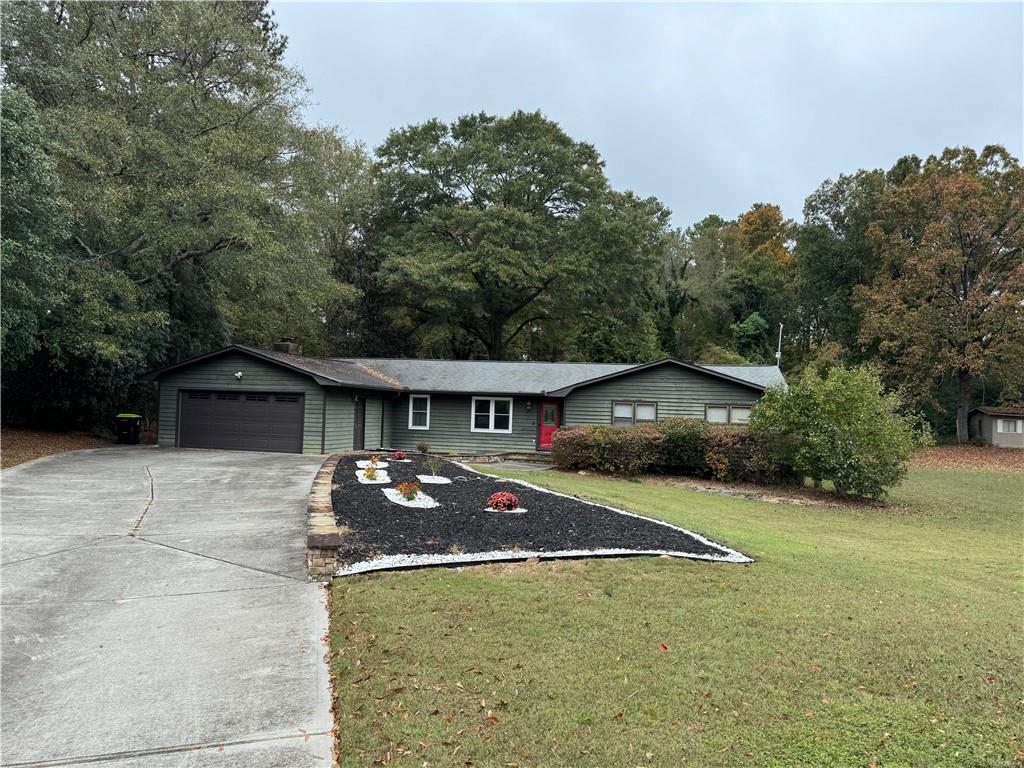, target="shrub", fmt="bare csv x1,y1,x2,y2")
392,450,408,460
363,466,377,480
552,425,663,475
426,454,445,477
368,454,381,466
554,417,796,484
657,419,708,474
397,481,419,500
551,427,599,470
702,425,747,481
416,441,430,453
749,365,932,498
487,491,520,511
